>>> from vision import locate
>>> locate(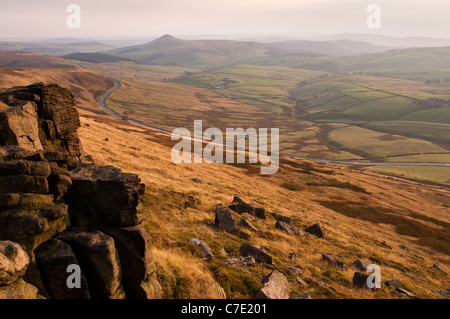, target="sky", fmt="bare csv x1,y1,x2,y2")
1,0,450,40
